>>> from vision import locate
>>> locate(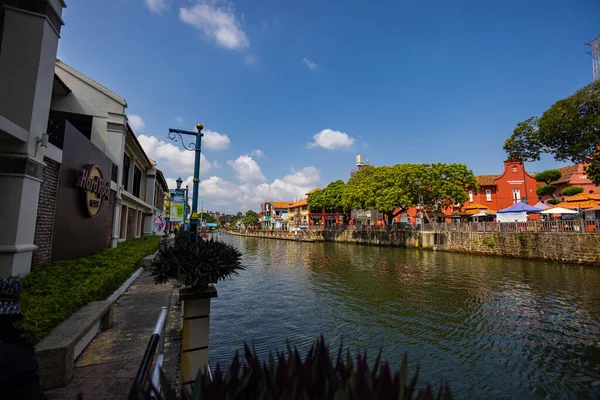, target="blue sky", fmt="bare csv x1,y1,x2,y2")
57,0,599,212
